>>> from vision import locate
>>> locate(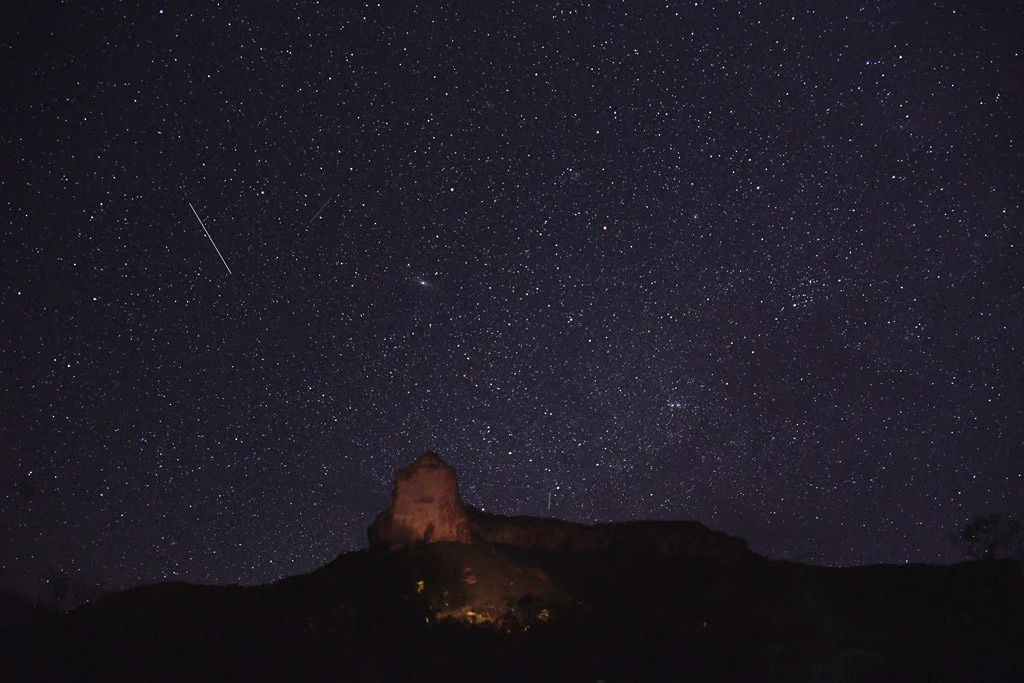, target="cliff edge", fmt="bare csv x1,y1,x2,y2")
368,452,754,562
